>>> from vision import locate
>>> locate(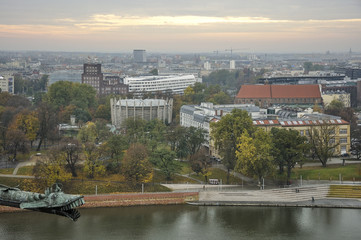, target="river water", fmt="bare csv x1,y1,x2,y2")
1,205,360,240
